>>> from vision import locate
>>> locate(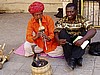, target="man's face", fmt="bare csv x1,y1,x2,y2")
66,6,77,20
32,11,43,21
